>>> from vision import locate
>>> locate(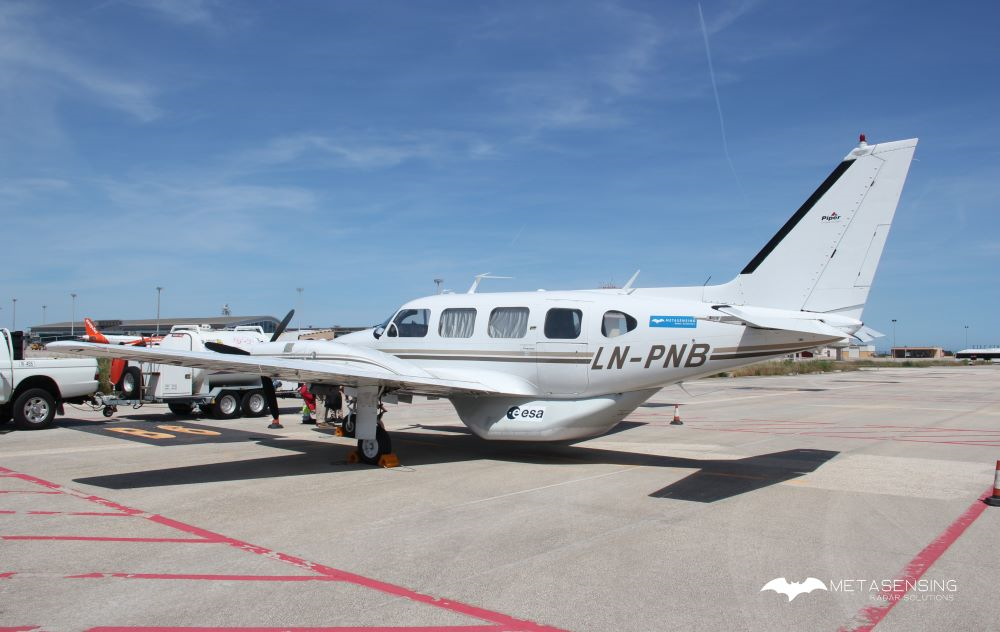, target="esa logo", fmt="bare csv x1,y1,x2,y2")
506,406,546,421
